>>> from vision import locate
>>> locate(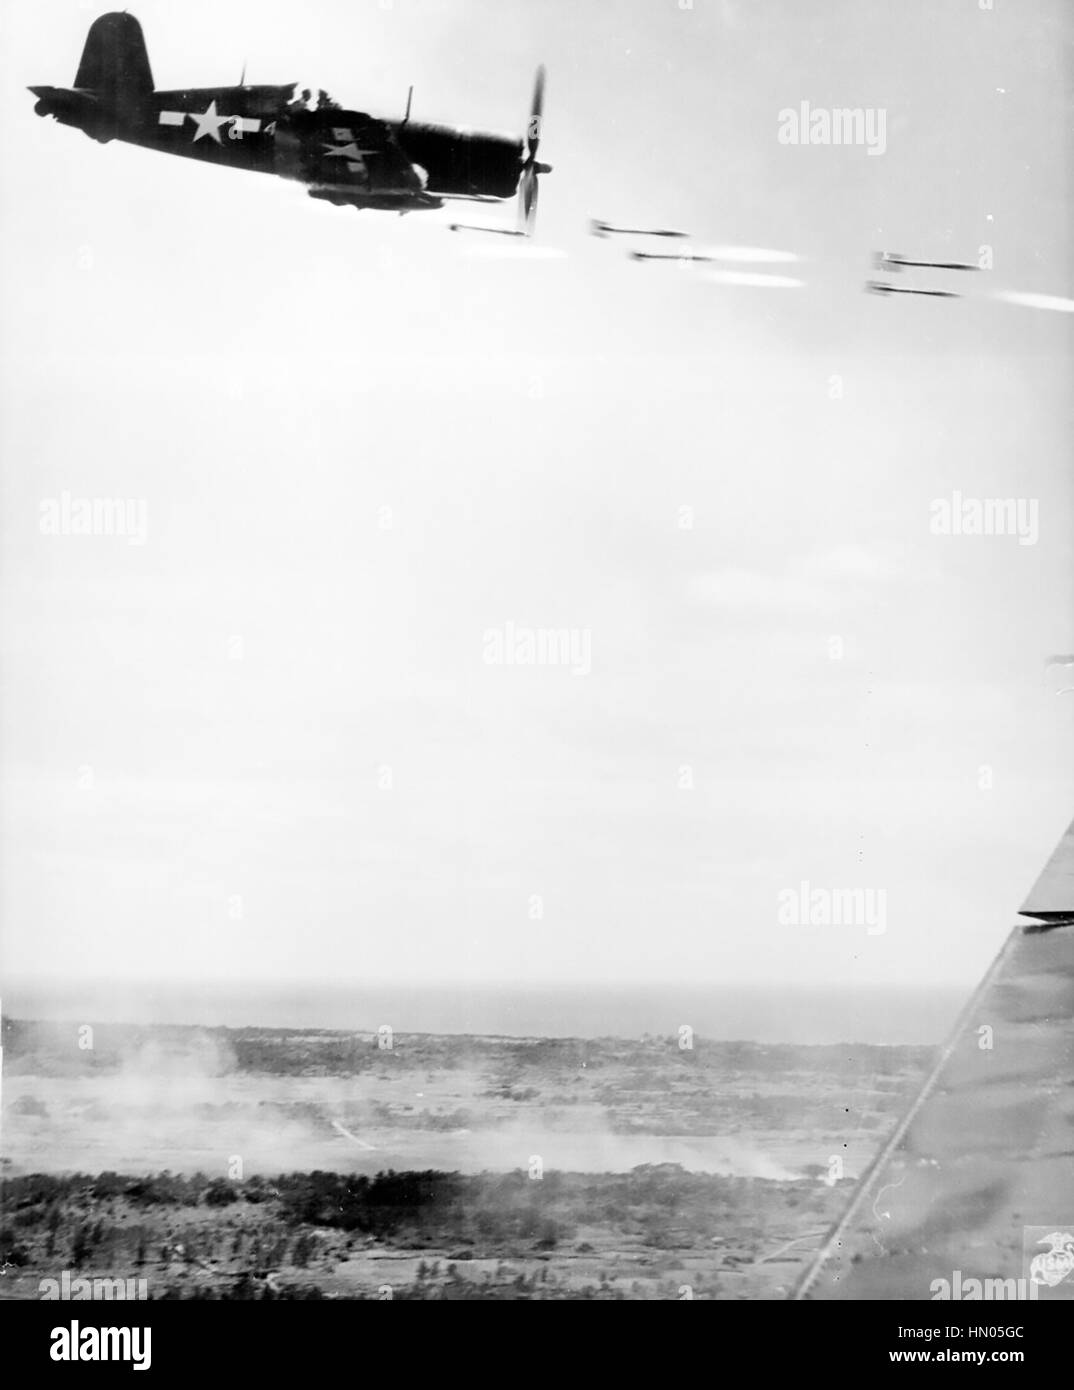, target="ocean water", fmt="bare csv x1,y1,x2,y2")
3,979,967,1045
